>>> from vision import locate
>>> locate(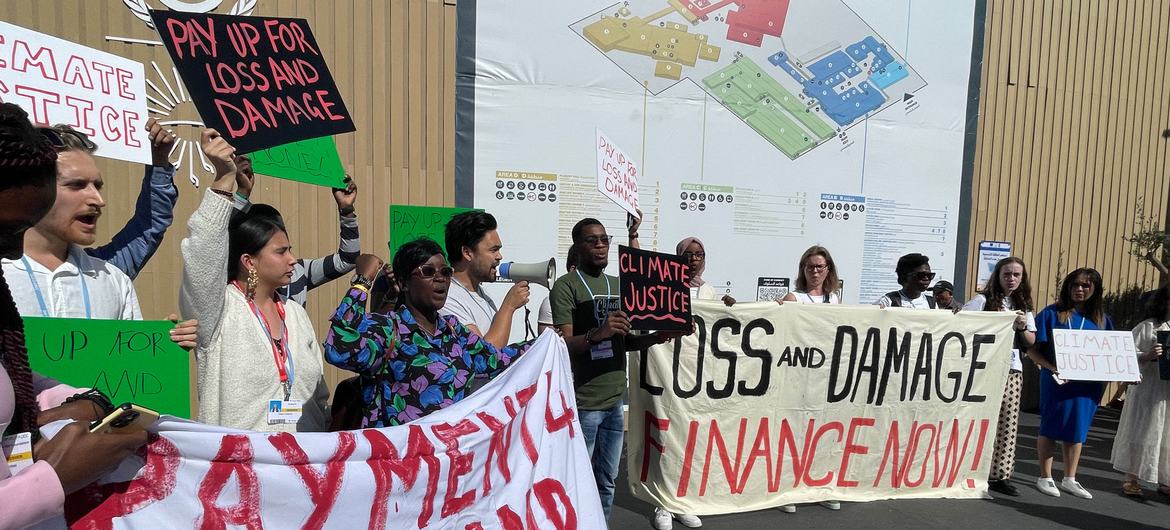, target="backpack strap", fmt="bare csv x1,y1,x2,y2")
885,290,903,307
926,295,937,309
